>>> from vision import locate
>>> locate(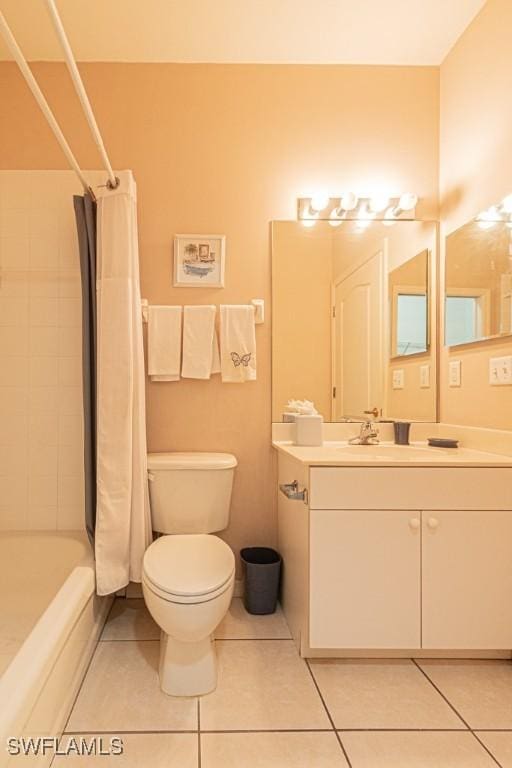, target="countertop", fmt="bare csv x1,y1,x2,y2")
272,440,512,467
